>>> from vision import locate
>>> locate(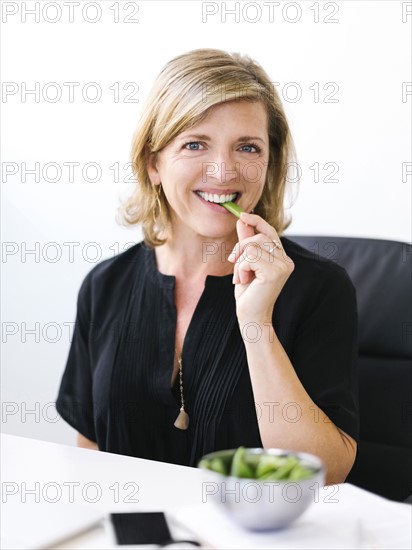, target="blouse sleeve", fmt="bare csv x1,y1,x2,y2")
290,265,360,442
55,271,97,442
